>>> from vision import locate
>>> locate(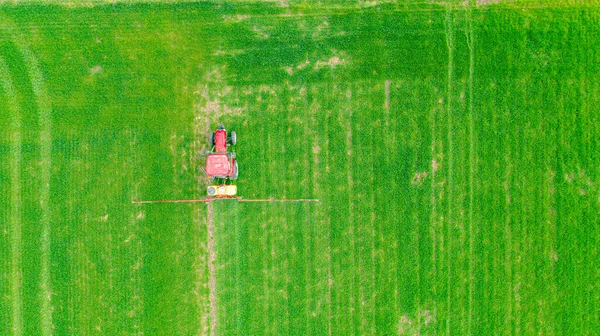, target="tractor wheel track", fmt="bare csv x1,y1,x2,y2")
207,202,217,336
